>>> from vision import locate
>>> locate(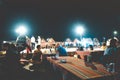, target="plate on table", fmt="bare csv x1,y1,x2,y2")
60,59,67,63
